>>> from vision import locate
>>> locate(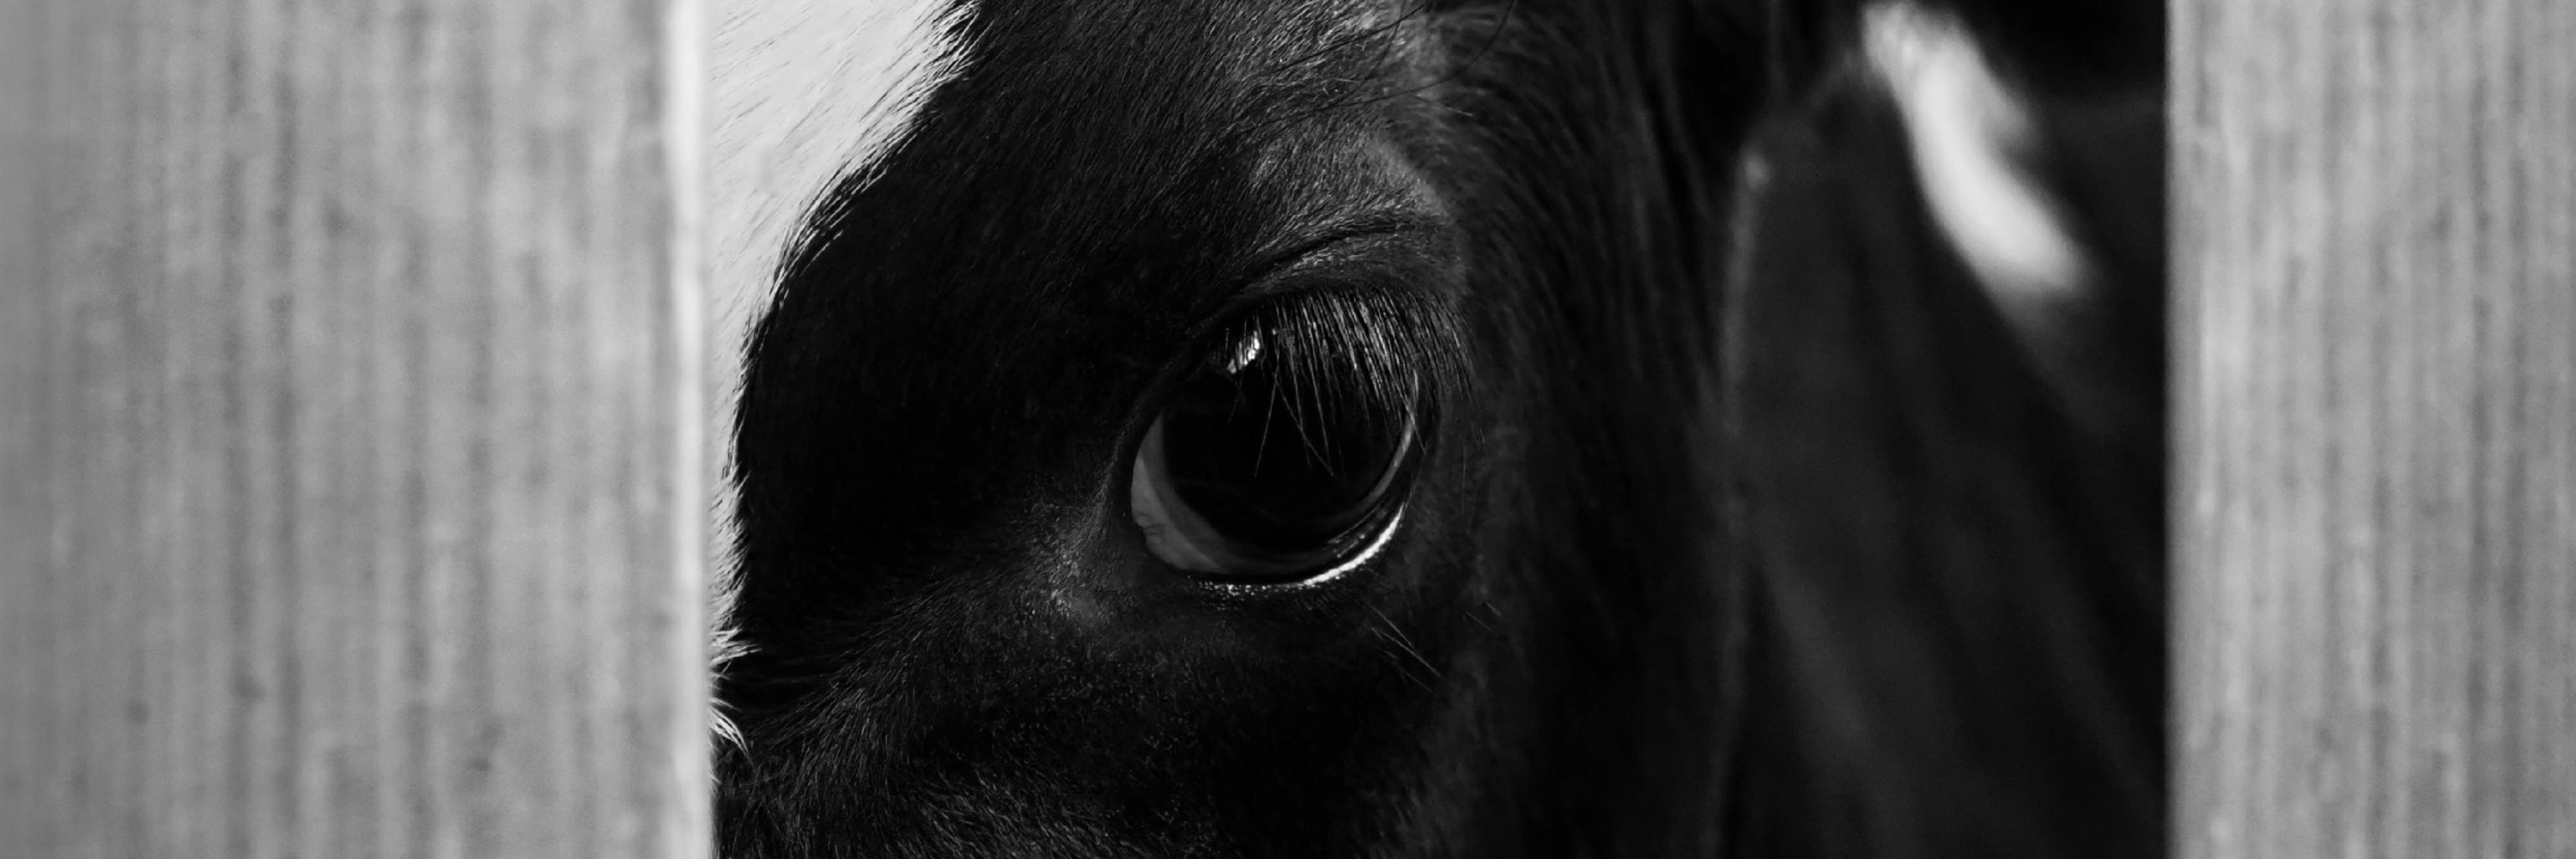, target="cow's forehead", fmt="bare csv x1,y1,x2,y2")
779,0,1450,346
714,0,1435,377
885,0,1437,211
950,0,1429,89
